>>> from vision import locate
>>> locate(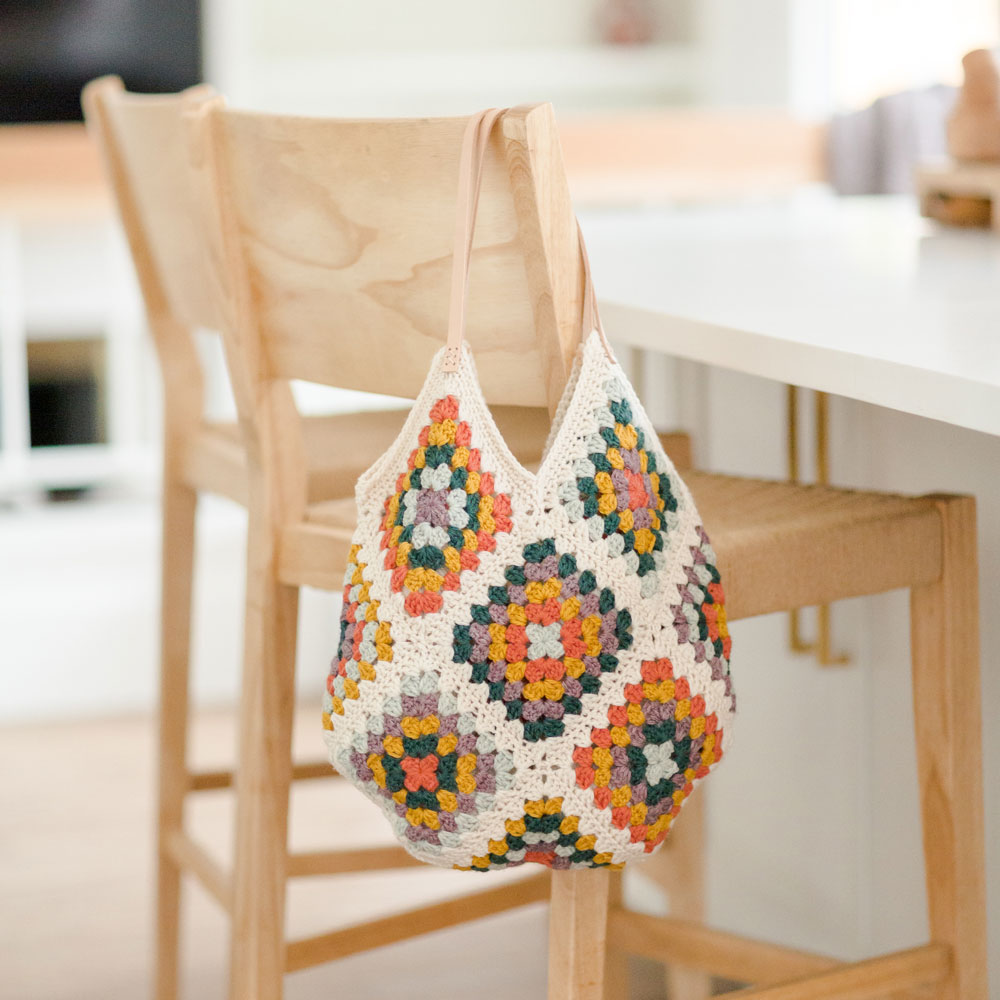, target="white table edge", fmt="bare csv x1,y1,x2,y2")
602,300,1000,439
